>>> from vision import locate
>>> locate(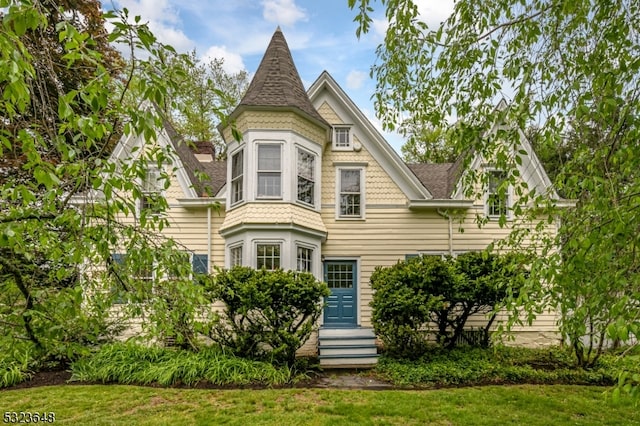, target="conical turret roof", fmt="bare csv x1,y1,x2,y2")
234,27,329,128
